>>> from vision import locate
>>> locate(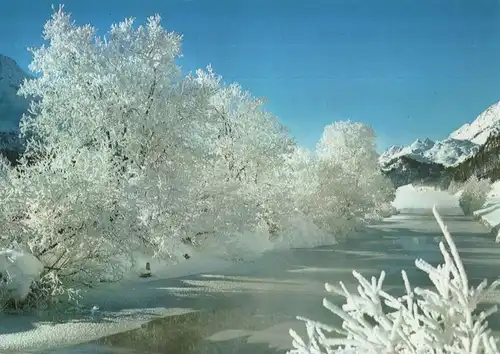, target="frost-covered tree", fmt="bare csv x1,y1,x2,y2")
271,122,394,246
456,176,491,216
0,5,300,292
289,206,500,354
1,145,139,285
270,146,335,248
313,121,394,235
0,8,221,287
282,146,319,211
183,68,296,256
0,6,397,306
